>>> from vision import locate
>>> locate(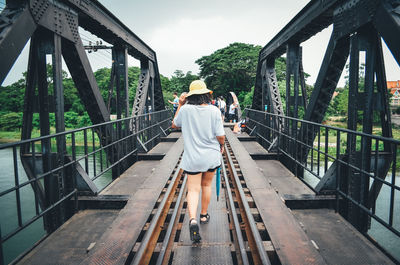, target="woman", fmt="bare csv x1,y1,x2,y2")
172,80,225,242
